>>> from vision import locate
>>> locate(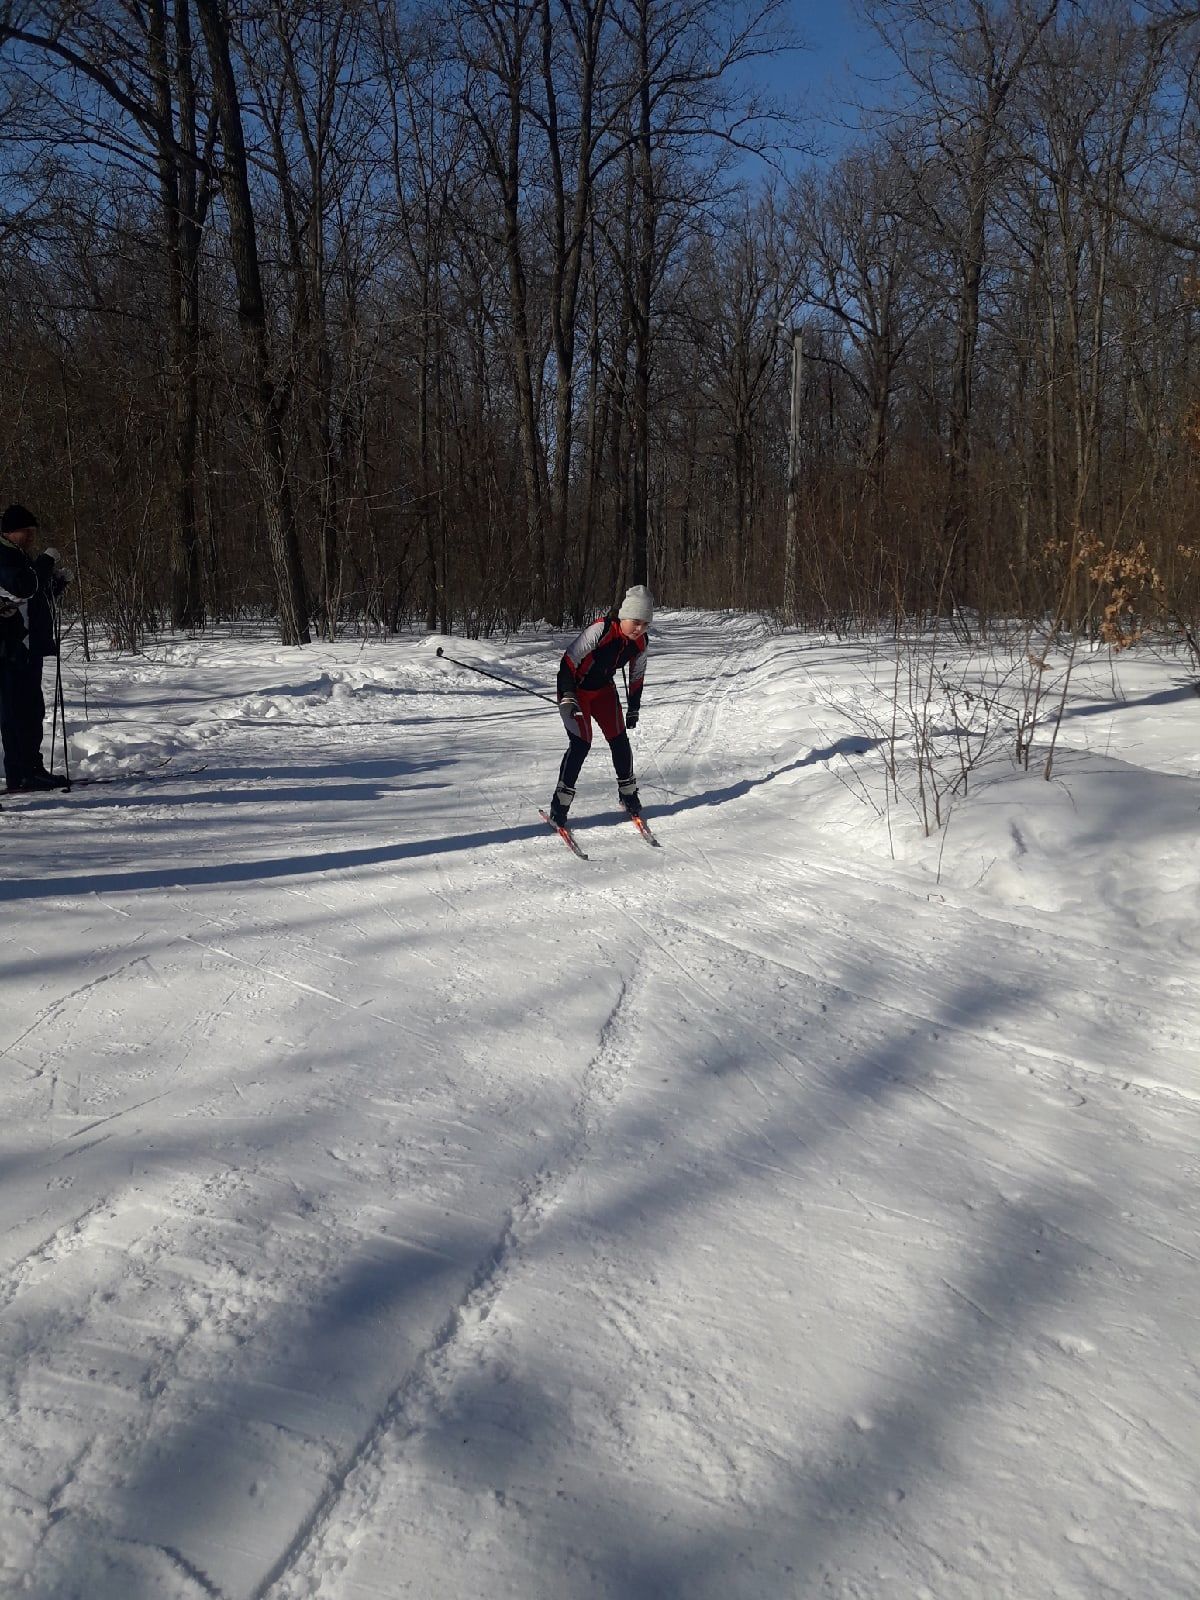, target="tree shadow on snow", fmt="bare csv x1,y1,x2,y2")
12,871,1130,1598
1058,680,1198,721
289,948,1101,1599
648,736,881,820
0,821,550,902
121,950,1102,1600
44,776,453,816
